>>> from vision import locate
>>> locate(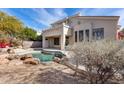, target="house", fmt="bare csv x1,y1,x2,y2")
116,25,124,40
42,13,120,50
